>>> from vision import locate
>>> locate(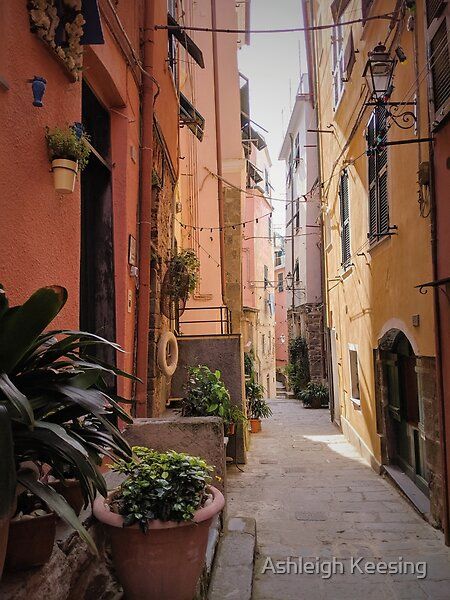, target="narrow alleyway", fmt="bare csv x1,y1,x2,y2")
227,398,450,599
